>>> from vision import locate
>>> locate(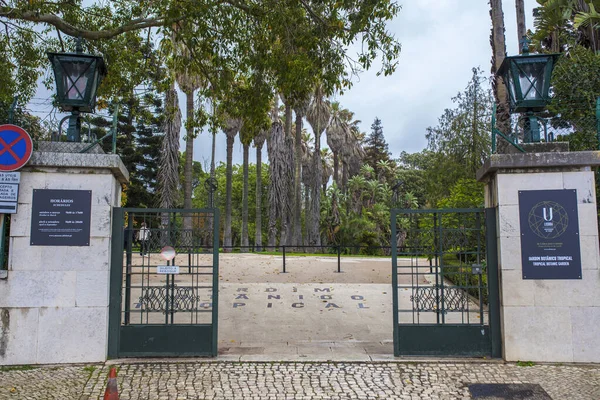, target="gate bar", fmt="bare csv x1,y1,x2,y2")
486,207,502,358
211,208,220,356
391,209,399,357
108,207,124,359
